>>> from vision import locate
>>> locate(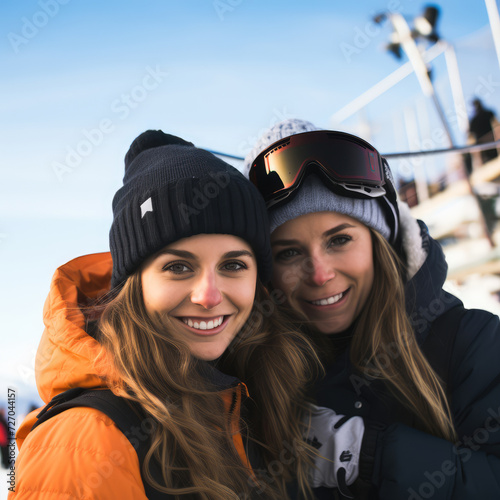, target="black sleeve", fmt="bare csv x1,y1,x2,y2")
360,311,500,499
